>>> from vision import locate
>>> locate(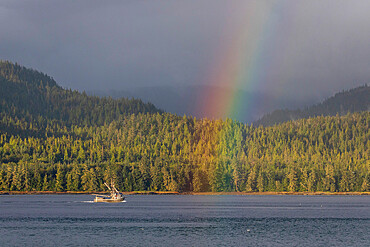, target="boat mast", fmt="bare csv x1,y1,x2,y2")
112,184,119,194
104,182,112,192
